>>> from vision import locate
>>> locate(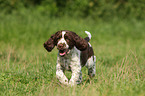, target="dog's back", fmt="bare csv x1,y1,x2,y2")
80,31,95,67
